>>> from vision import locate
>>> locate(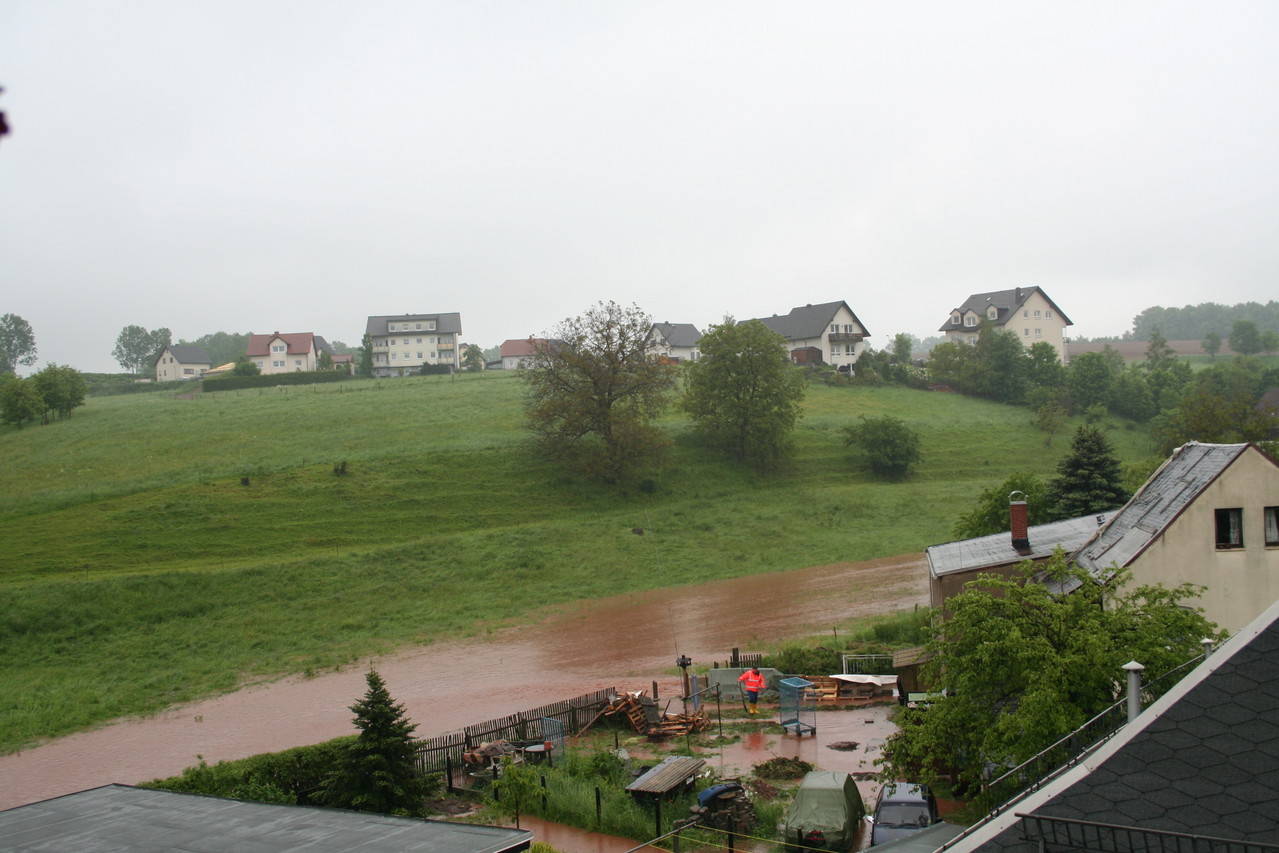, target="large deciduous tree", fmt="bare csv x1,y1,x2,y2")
31,364,86,421
682,317,807,471
524,301,677,482
0,372,43,428
0,313,37,374
1228,319,1262,356
881,553,1221,795
318,670,431,816
112,325,172,374
461,343,485,372
1049,424,1130,518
